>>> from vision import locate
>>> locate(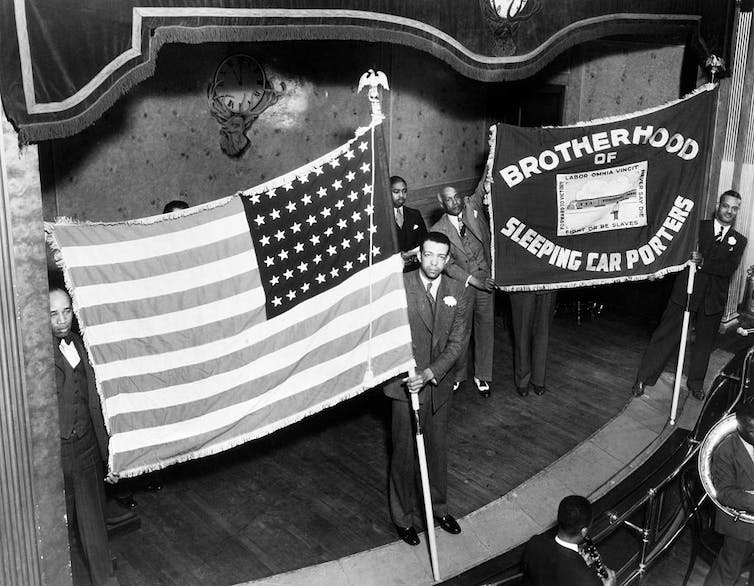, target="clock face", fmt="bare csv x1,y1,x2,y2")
213,55,267,113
